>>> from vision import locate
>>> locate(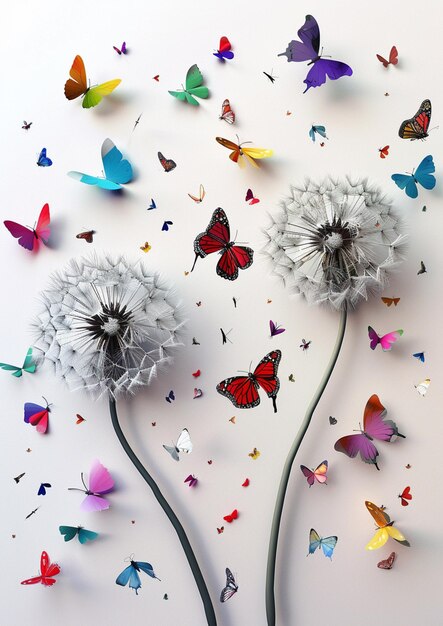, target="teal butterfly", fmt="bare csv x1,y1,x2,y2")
168,64,209,106
391,155,436,198
0,347,36,377
59,525,98,544
308,528,338,559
